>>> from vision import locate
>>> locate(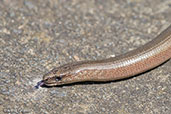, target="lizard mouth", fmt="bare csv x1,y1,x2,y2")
35,80,45,89
35,80,58,88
